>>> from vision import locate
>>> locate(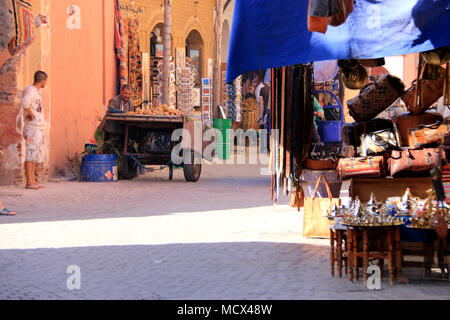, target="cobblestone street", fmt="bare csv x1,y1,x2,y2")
0,162,449,300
